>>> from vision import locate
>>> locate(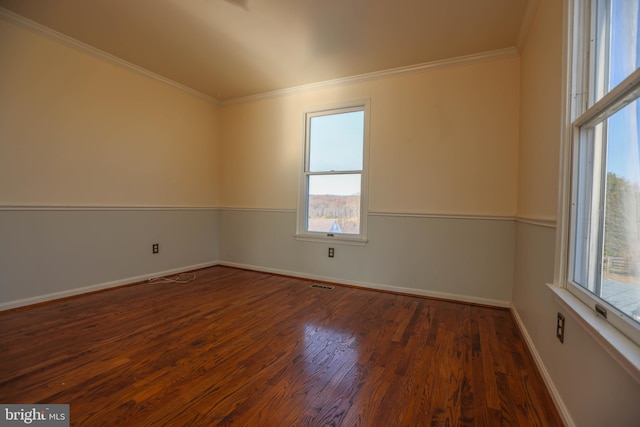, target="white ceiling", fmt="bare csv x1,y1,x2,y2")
0,0,534,101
